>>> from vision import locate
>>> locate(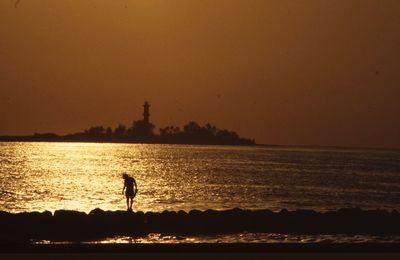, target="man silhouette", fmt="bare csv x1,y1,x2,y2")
122,173,137,211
